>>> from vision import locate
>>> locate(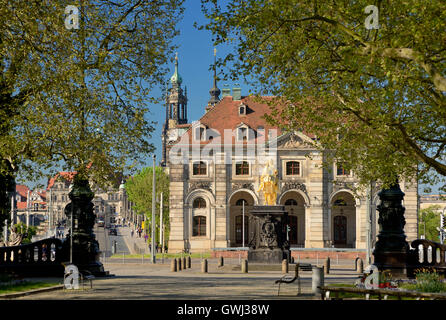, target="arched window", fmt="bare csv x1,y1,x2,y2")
334,199,347,206
235,161,249,175
286,161,300,175
285,199,298,206
193,216,206,236
193,161,207,175
193,197,206,209
235,199,248,206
